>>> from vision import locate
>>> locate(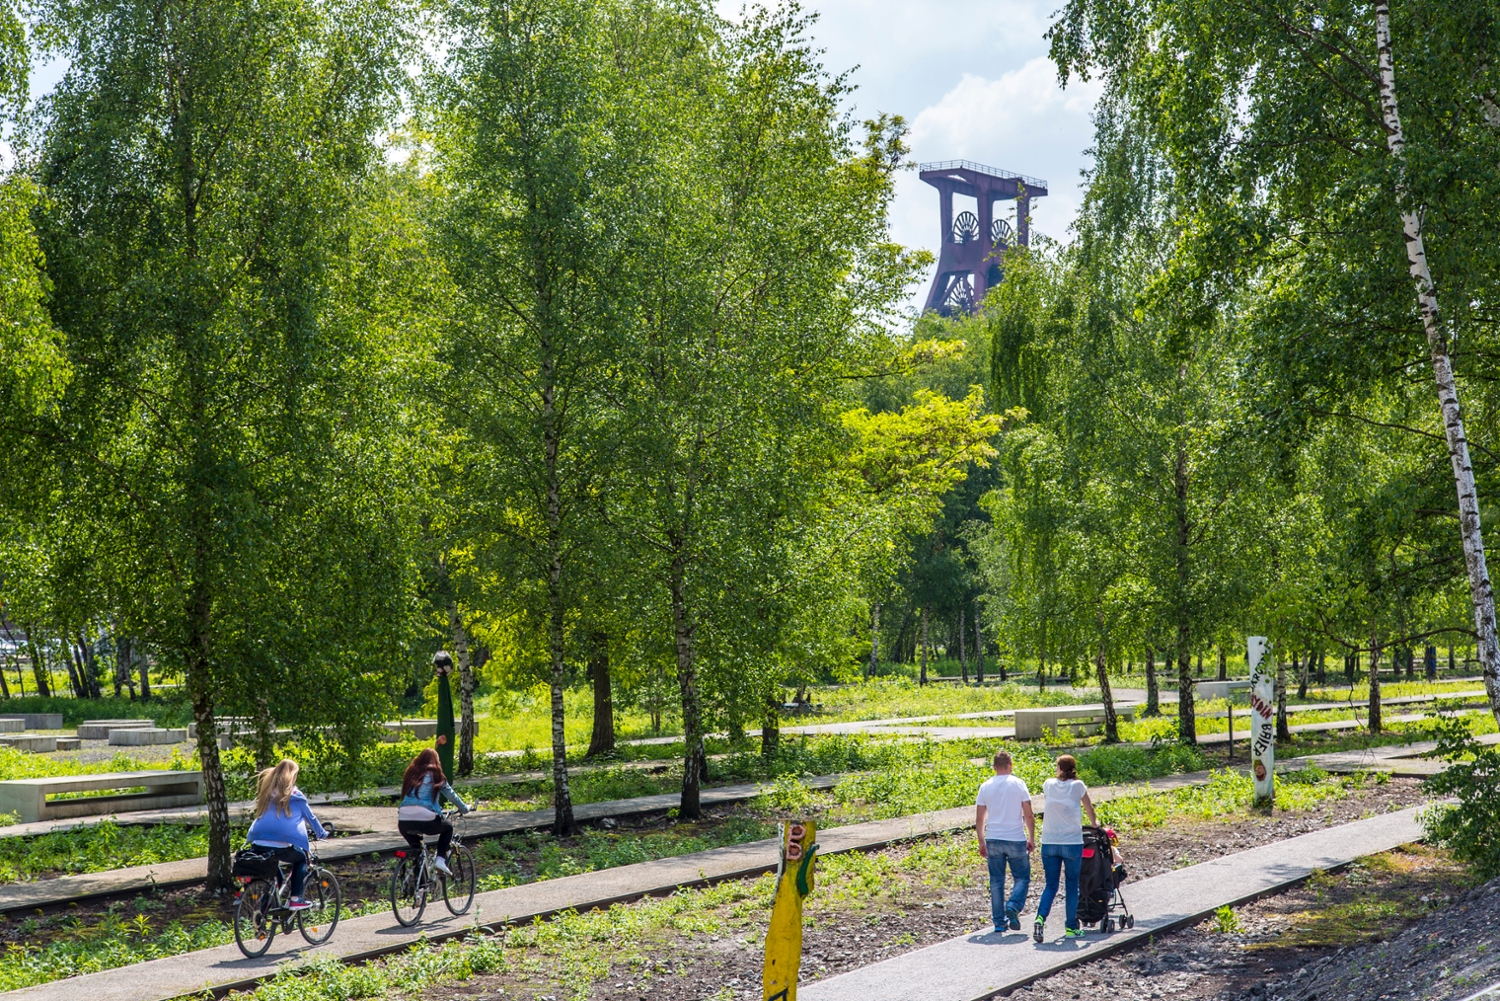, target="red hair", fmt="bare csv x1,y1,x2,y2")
402,748,446,798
